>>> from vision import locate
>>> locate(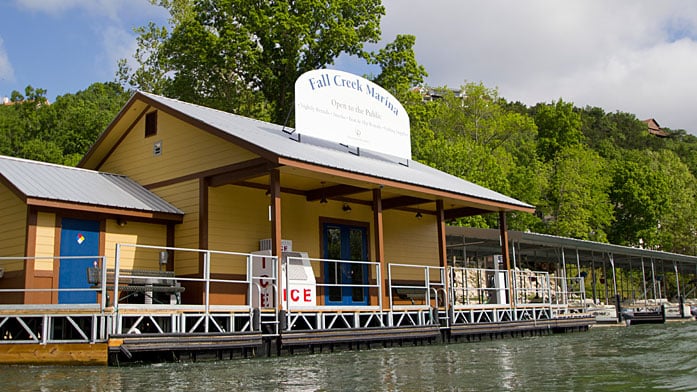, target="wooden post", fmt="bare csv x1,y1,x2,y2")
372,188,387,310
499,211,512,307
269,170,283,313
436,200,449,308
